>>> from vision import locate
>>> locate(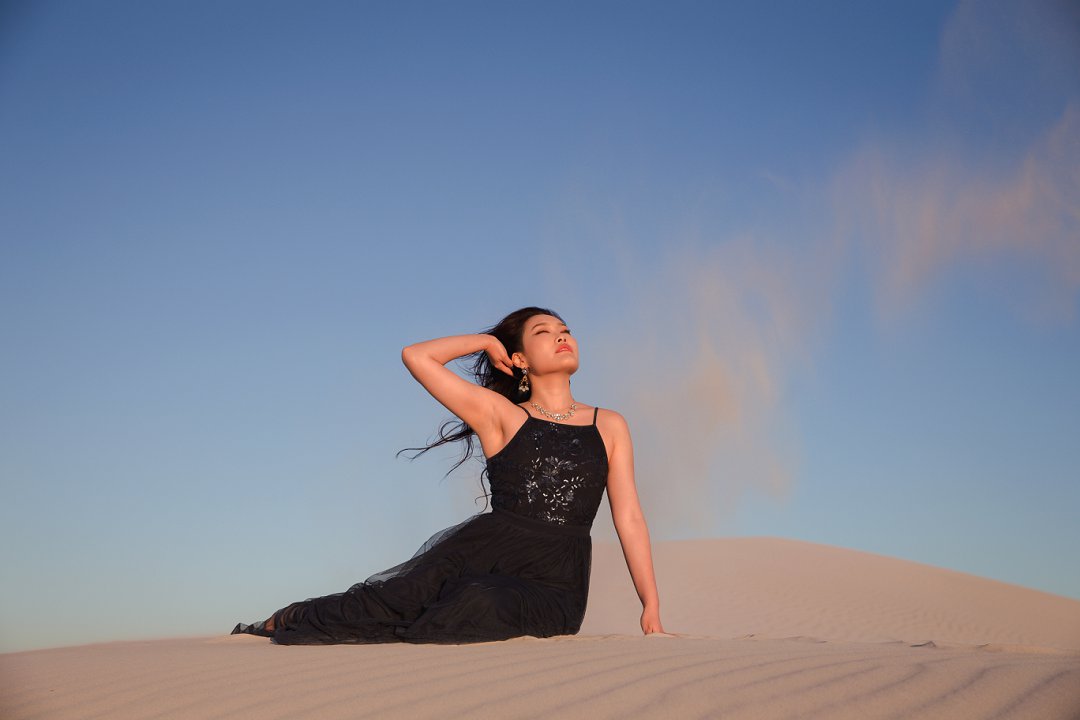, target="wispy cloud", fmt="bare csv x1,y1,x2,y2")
832,102,1080,327
554,0,1078,540
589,233,829,537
